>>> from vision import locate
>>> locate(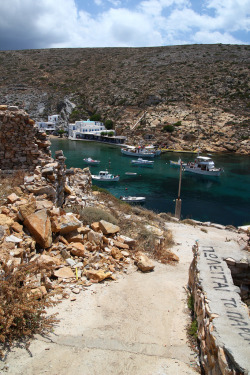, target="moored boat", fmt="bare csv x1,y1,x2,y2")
91,170,119,181
121,145,156,158
83,157,100,165
131,158,154,166
125,172,138,176
184,156,223,176
169,158,187,167
120,196,146,203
